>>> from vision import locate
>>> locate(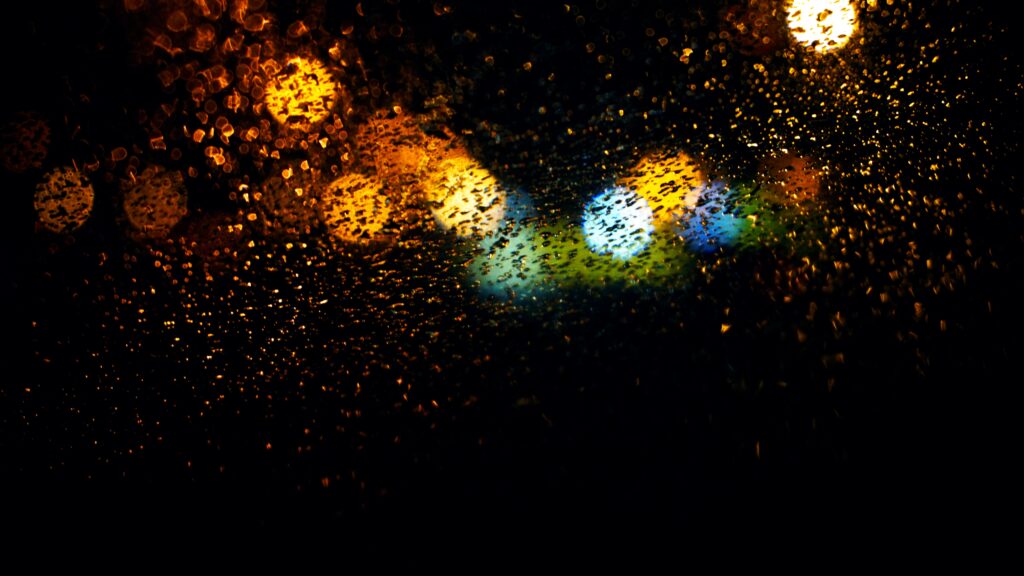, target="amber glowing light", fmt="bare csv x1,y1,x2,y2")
618,151,706,227
262,56,340,131
123,166,189,239
319,174,392,244
34,166,95,234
